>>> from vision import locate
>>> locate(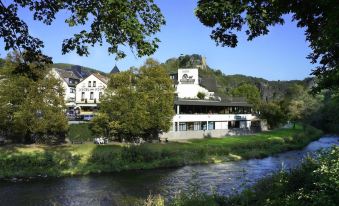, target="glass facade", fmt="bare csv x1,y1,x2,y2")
178,105,252,114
